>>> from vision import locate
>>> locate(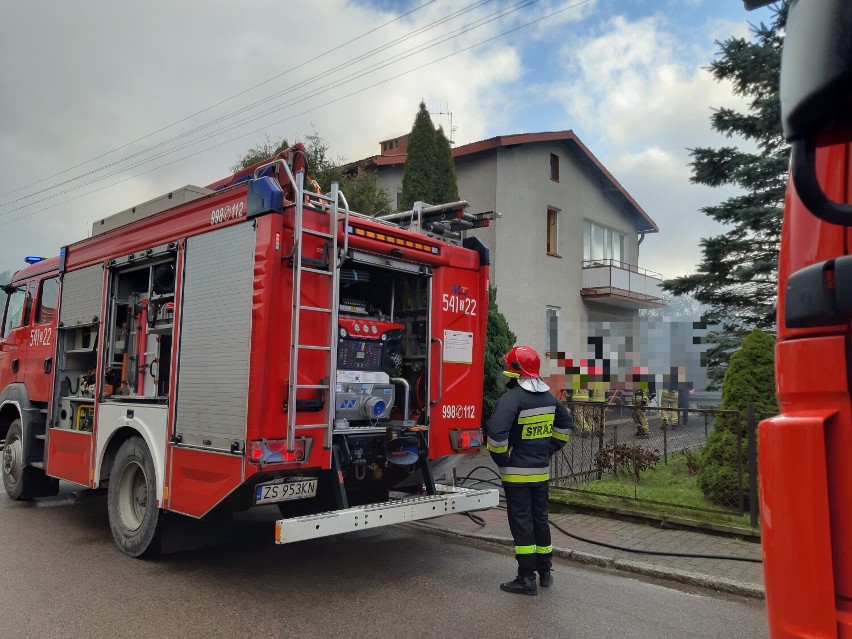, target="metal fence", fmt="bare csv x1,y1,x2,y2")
550,398,761,522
